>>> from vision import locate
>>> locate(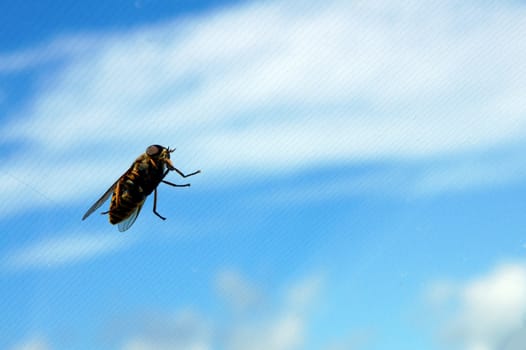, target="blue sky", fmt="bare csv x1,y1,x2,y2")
2,0,526,349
